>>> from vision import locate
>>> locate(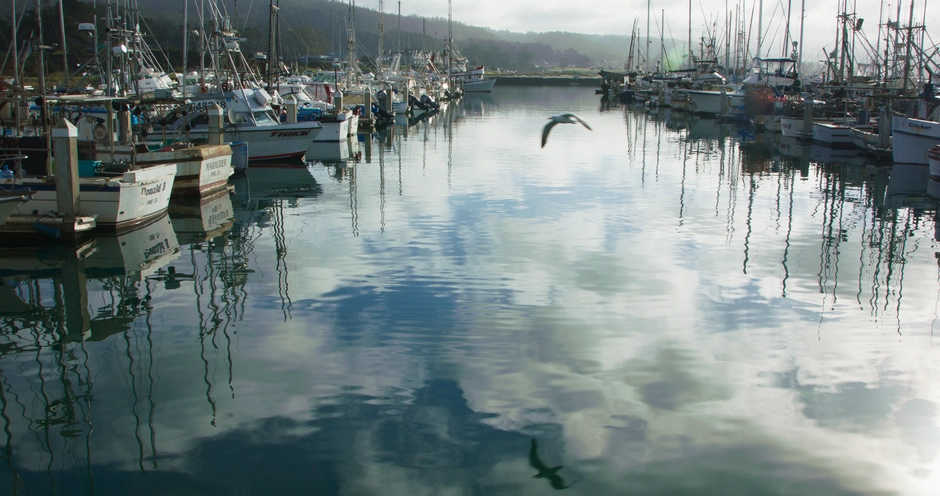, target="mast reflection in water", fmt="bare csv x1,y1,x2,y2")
2,87,940,495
